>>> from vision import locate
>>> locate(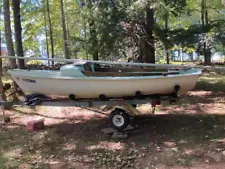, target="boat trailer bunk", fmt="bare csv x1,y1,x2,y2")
0,93,179,132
